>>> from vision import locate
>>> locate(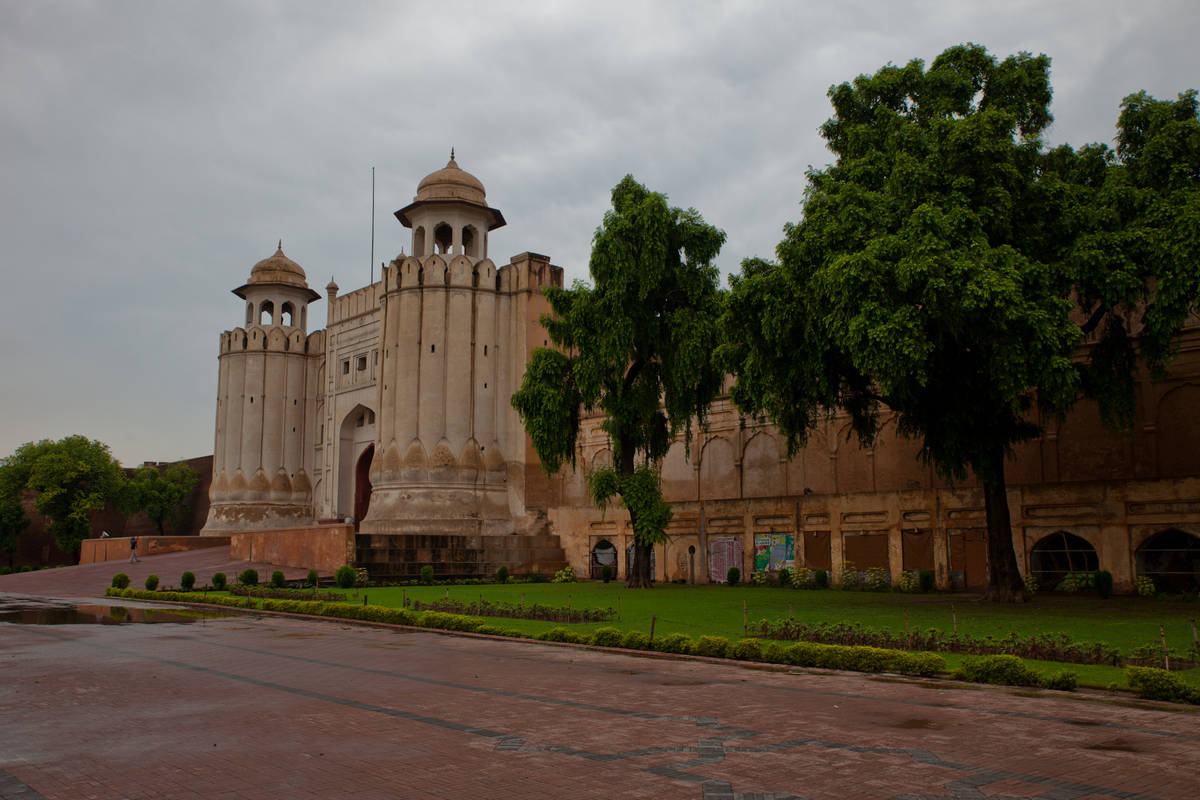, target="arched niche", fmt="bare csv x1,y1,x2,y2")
1156,385,1200,477
1136,528,1200,593
660,440,695,502
413,226,426,258
742,432,784,498
590,539,618,580
699,436,737,500
1029,530,1099,590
